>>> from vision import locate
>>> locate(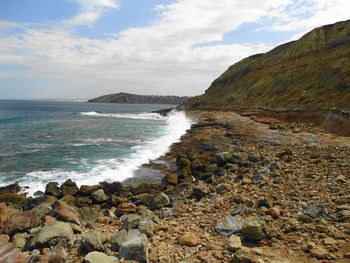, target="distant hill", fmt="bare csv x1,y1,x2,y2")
183,20,350,112
88,92,190,105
